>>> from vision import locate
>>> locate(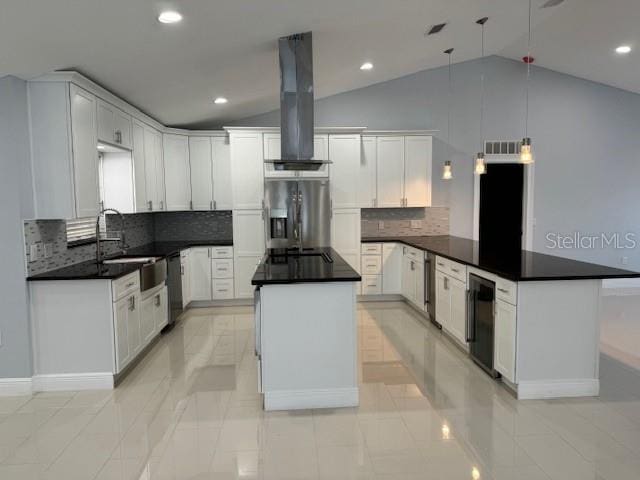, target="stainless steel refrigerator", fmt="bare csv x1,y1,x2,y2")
264,178,331,250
